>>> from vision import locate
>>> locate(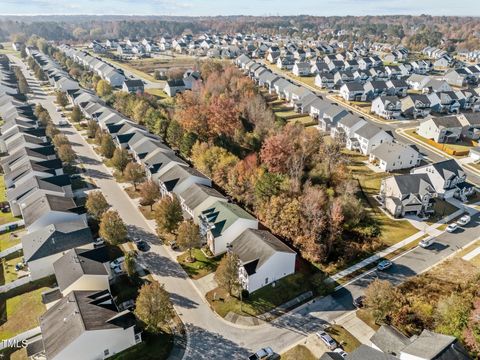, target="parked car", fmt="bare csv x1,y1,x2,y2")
170,241,179,251
55,107,61,112
112,265,123,275
93,237,105,247
136,240,148,252
333,348,348,358
248,347,274,360
419,237,435,248
110,256,125,269
58,119,69,126
316,331,337,350
15,261,25,272
457,215,471,226
377,259,393,271
446,223,459,233
353,296,365,308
